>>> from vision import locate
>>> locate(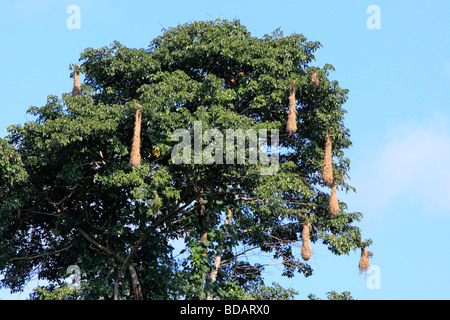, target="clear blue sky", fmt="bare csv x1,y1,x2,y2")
1,0,450,300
